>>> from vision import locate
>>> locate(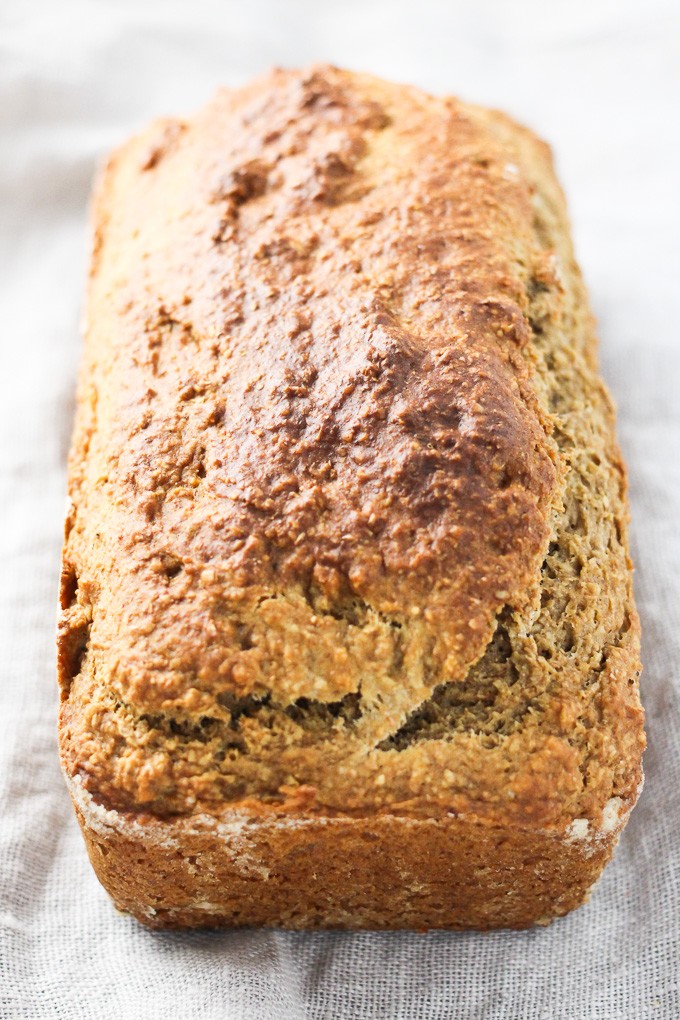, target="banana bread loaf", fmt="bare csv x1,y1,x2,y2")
58,64,645,930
